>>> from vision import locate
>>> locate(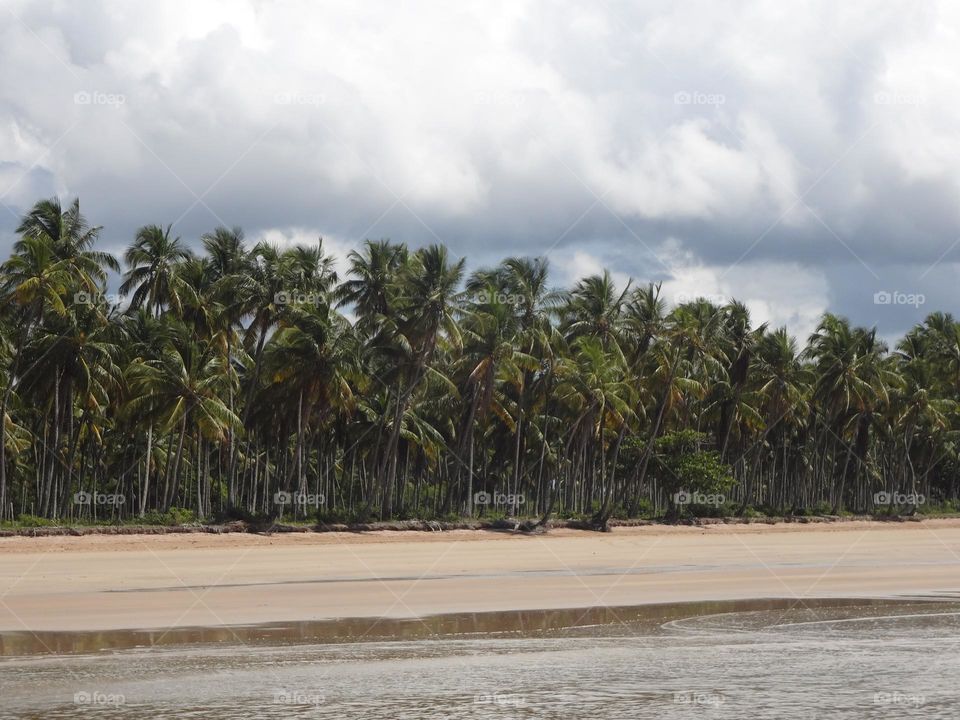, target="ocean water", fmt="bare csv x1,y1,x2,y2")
1,598,957,719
